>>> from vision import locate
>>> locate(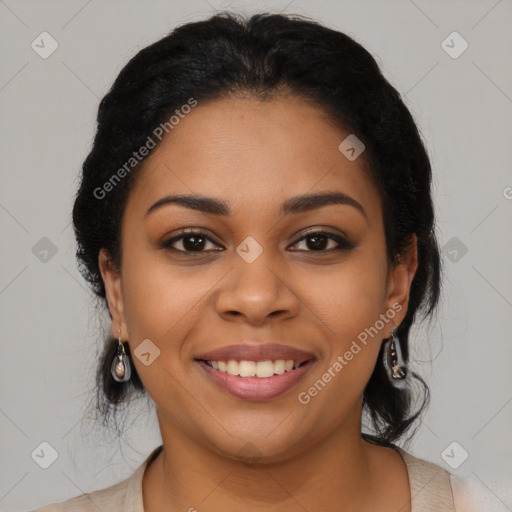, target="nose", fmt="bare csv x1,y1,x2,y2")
215,251,300,326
